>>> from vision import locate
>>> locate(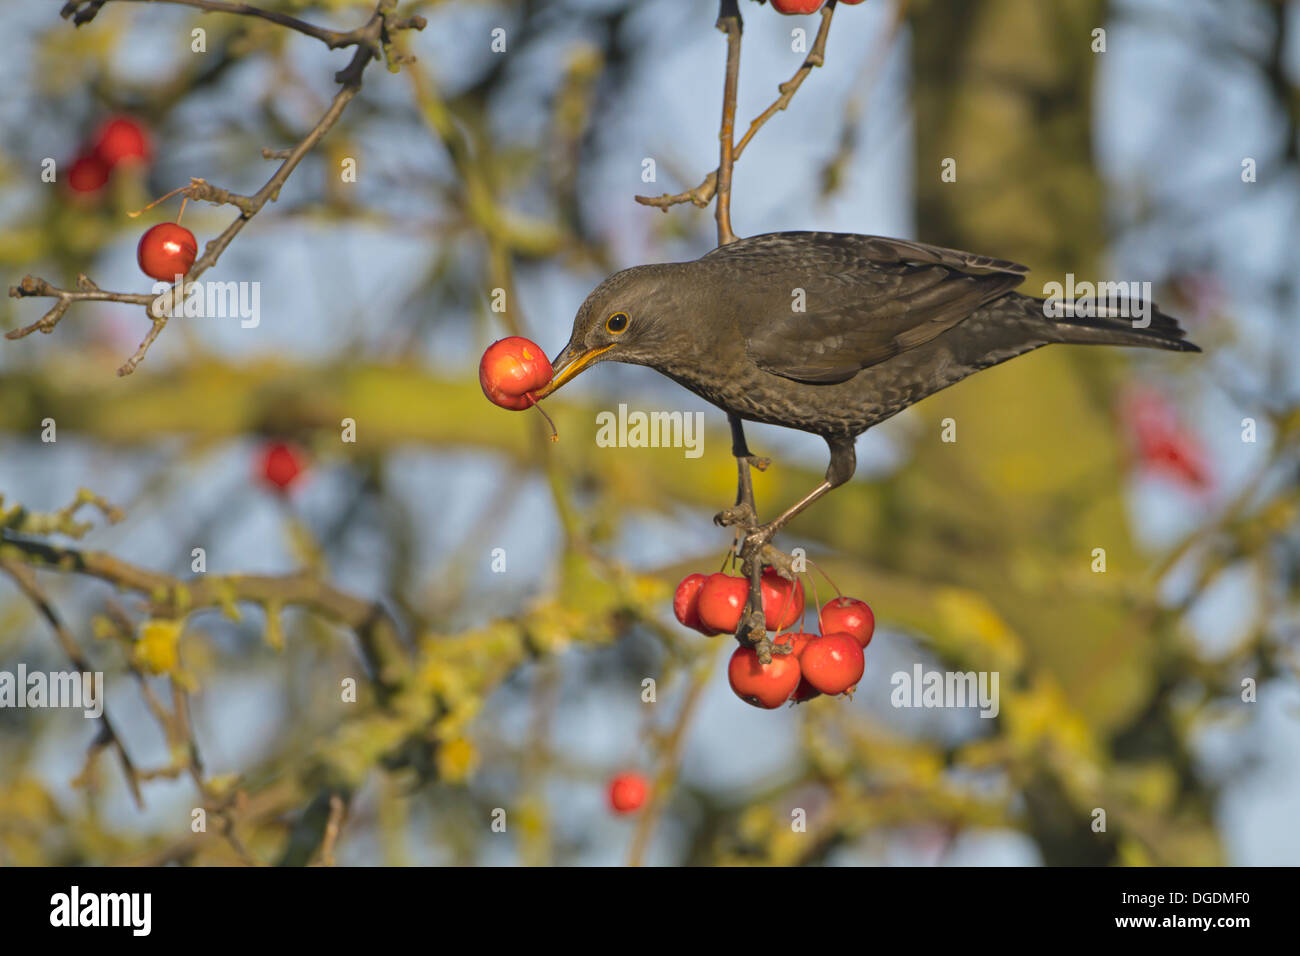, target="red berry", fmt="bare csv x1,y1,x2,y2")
774,631,814,658
259,441,306,491
800,632,865,696
728,644,802,709
774,632,821,702
697,573,749,633
92,116,152,167
608,772,649,814
790,677,822,702
760,568,804,630
839,0,869,5
479,337,554,410
769,0,826,13
819,597,875,648
137,223,197,282
67,153,110,193
673,573,720,635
